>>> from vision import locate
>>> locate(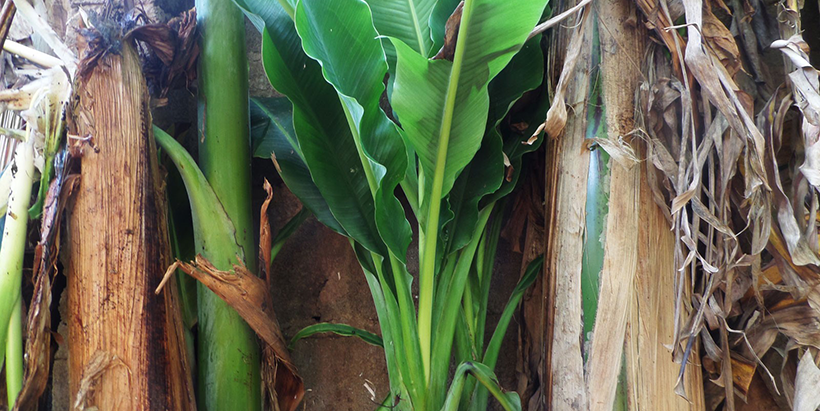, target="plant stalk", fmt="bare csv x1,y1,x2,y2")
0,136,33,378
5,293,23,406
195,0,261,407
419,0,476,382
